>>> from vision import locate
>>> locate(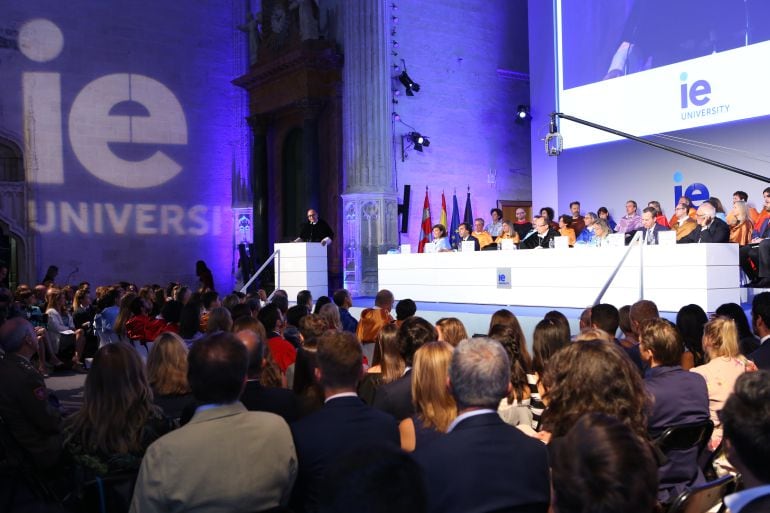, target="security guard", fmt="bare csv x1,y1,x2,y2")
0,317,63,470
